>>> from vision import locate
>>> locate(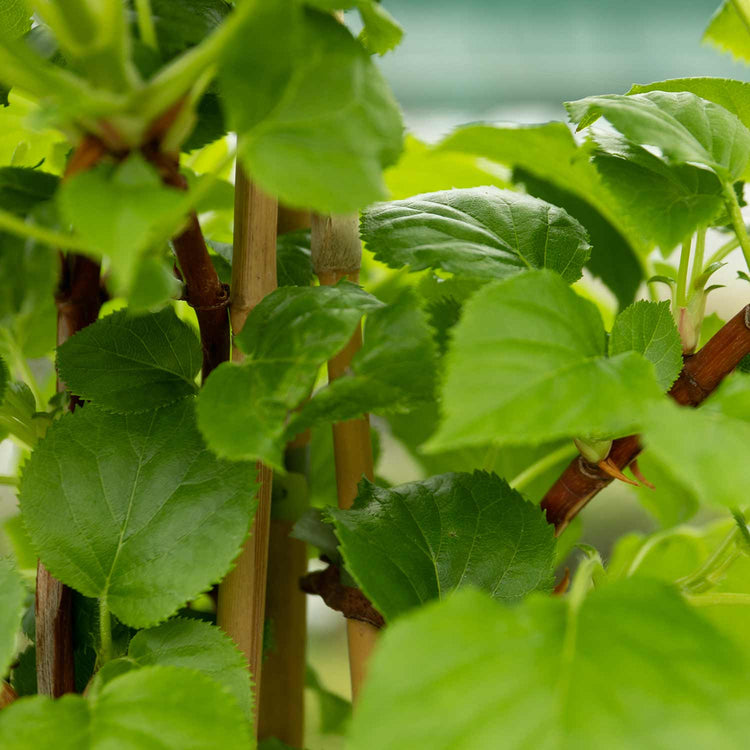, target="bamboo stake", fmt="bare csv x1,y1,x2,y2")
217,168,277,728
0,681,17,709
542,304,750,534
312,213,378,703
258,206,311,748
37,137,107,697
